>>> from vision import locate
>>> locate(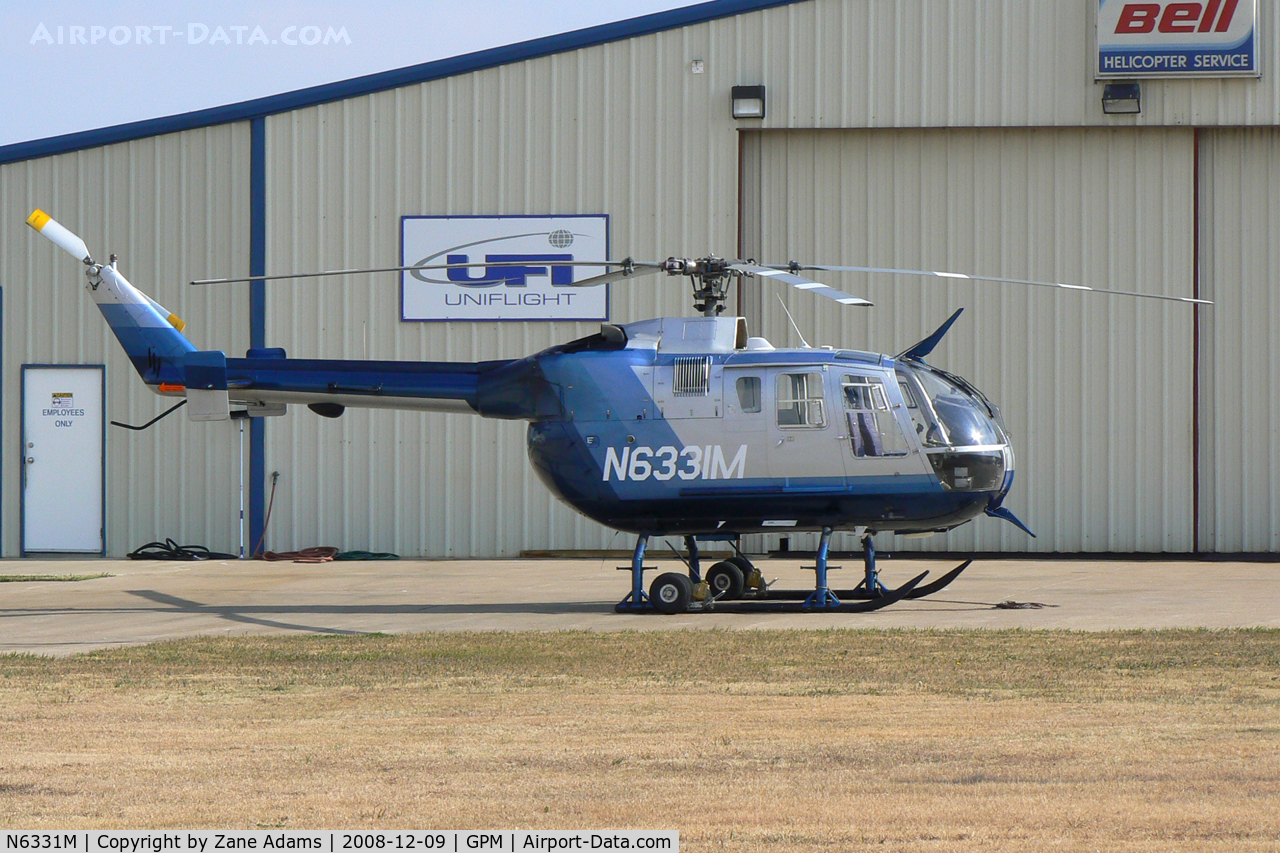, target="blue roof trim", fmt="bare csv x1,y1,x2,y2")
0,0,801,166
